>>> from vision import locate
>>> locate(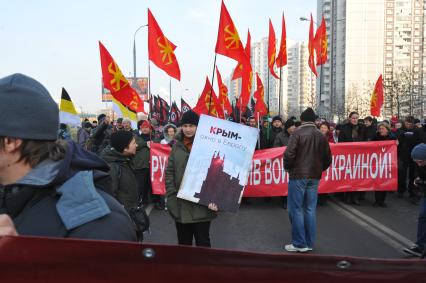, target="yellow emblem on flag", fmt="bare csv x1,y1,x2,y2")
157,36,174,65
108,61,129,91
224,24,241,49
